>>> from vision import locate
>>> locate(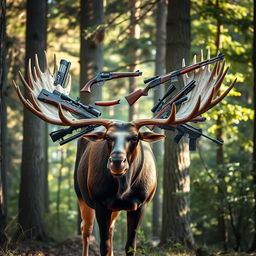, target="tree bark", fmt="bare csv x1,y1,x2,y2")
0,0,8,247
152,0,166,239
17,0,48,240
79,0,104,105
160,0,195,248
128,0,141,121
251,0,256,251
79,0,104,239
214,0,228,250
